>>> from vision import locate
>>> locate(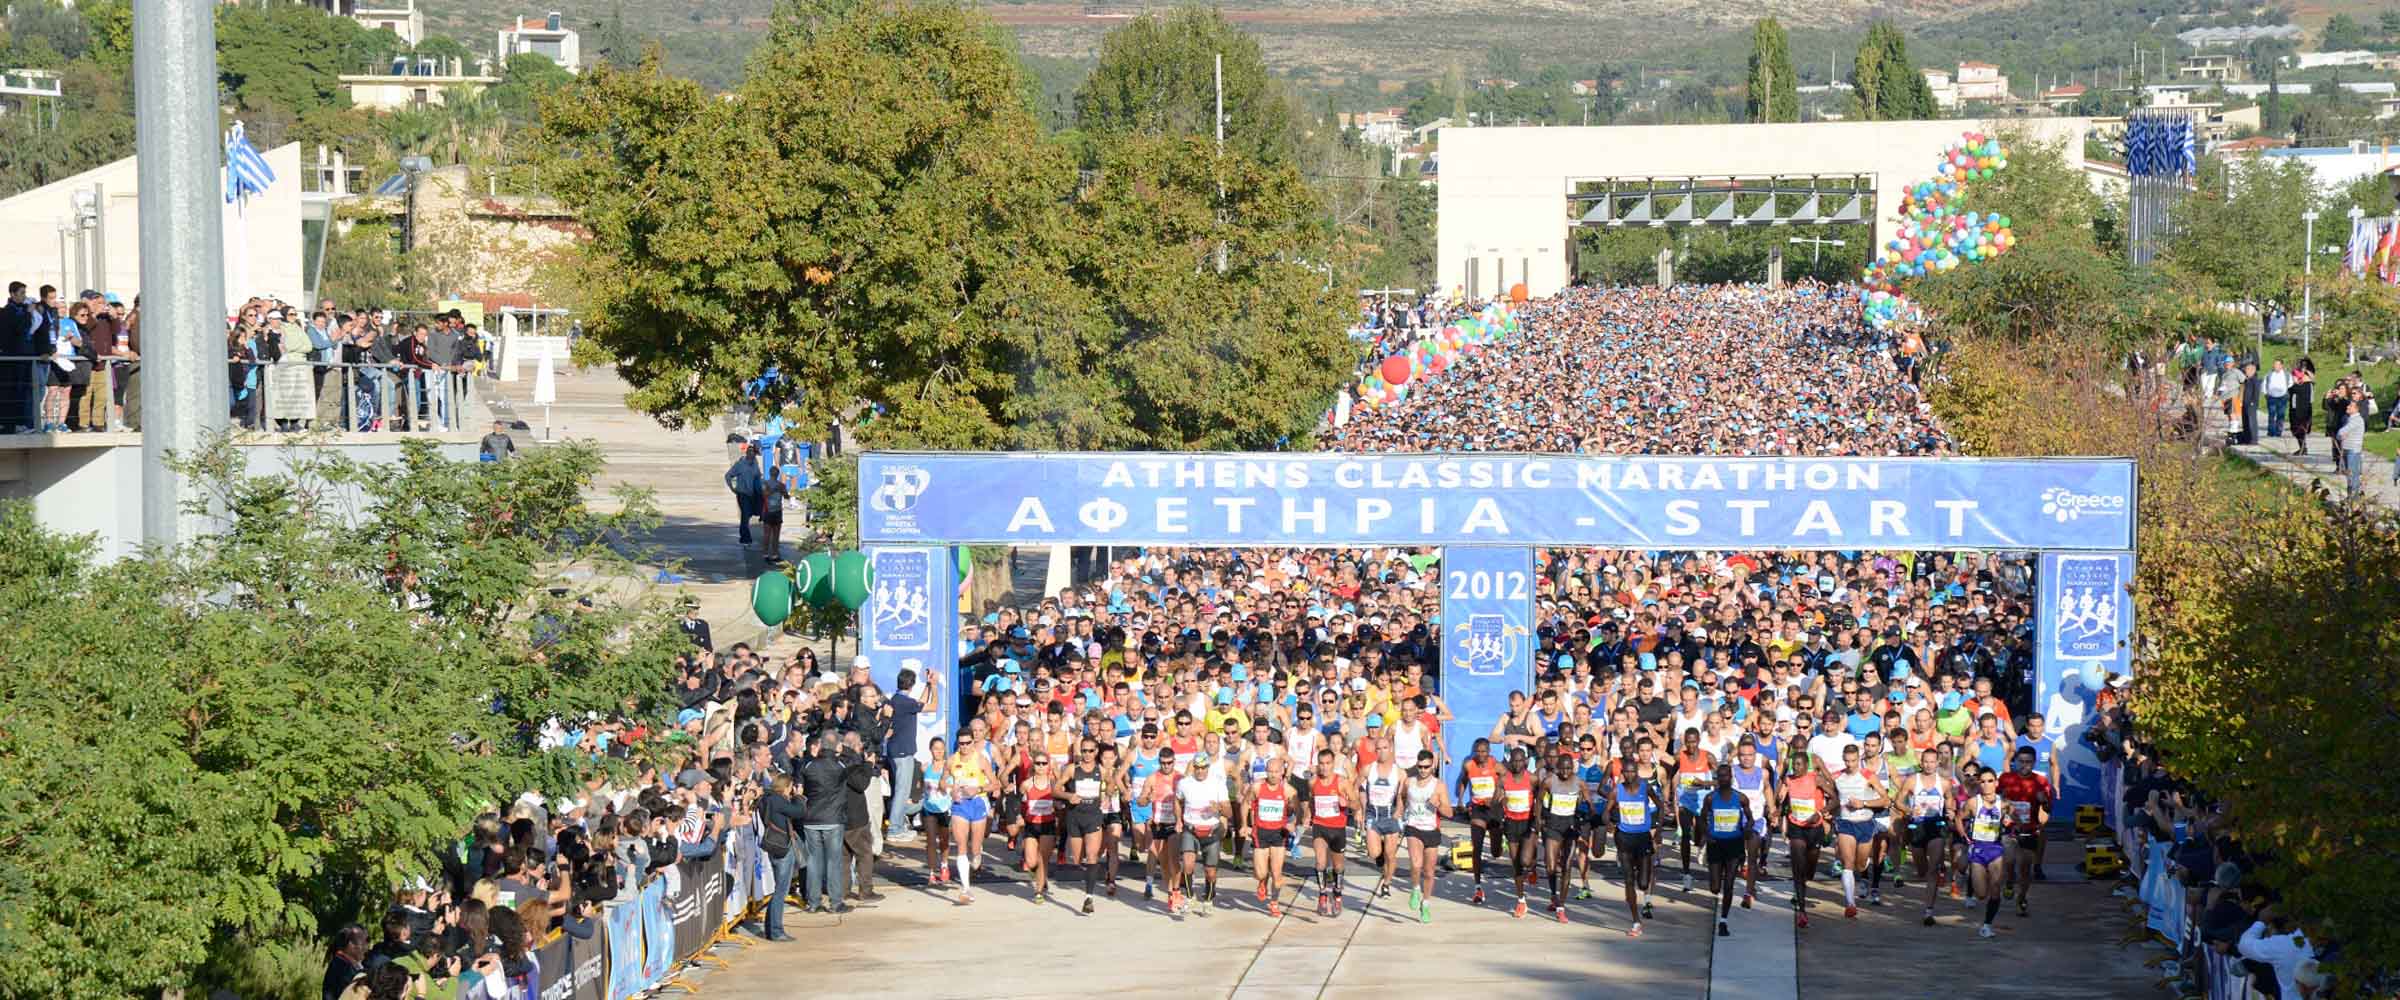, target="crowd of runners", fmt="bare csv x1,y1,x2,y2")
902,283,2066,940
